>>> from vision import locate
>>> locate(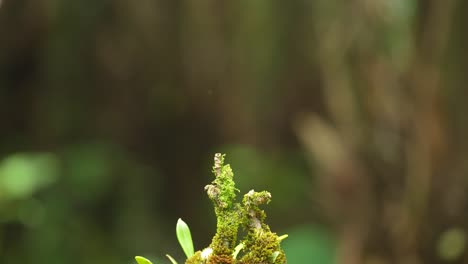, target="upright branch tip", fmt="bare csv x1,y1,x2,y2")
213,153,224,177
